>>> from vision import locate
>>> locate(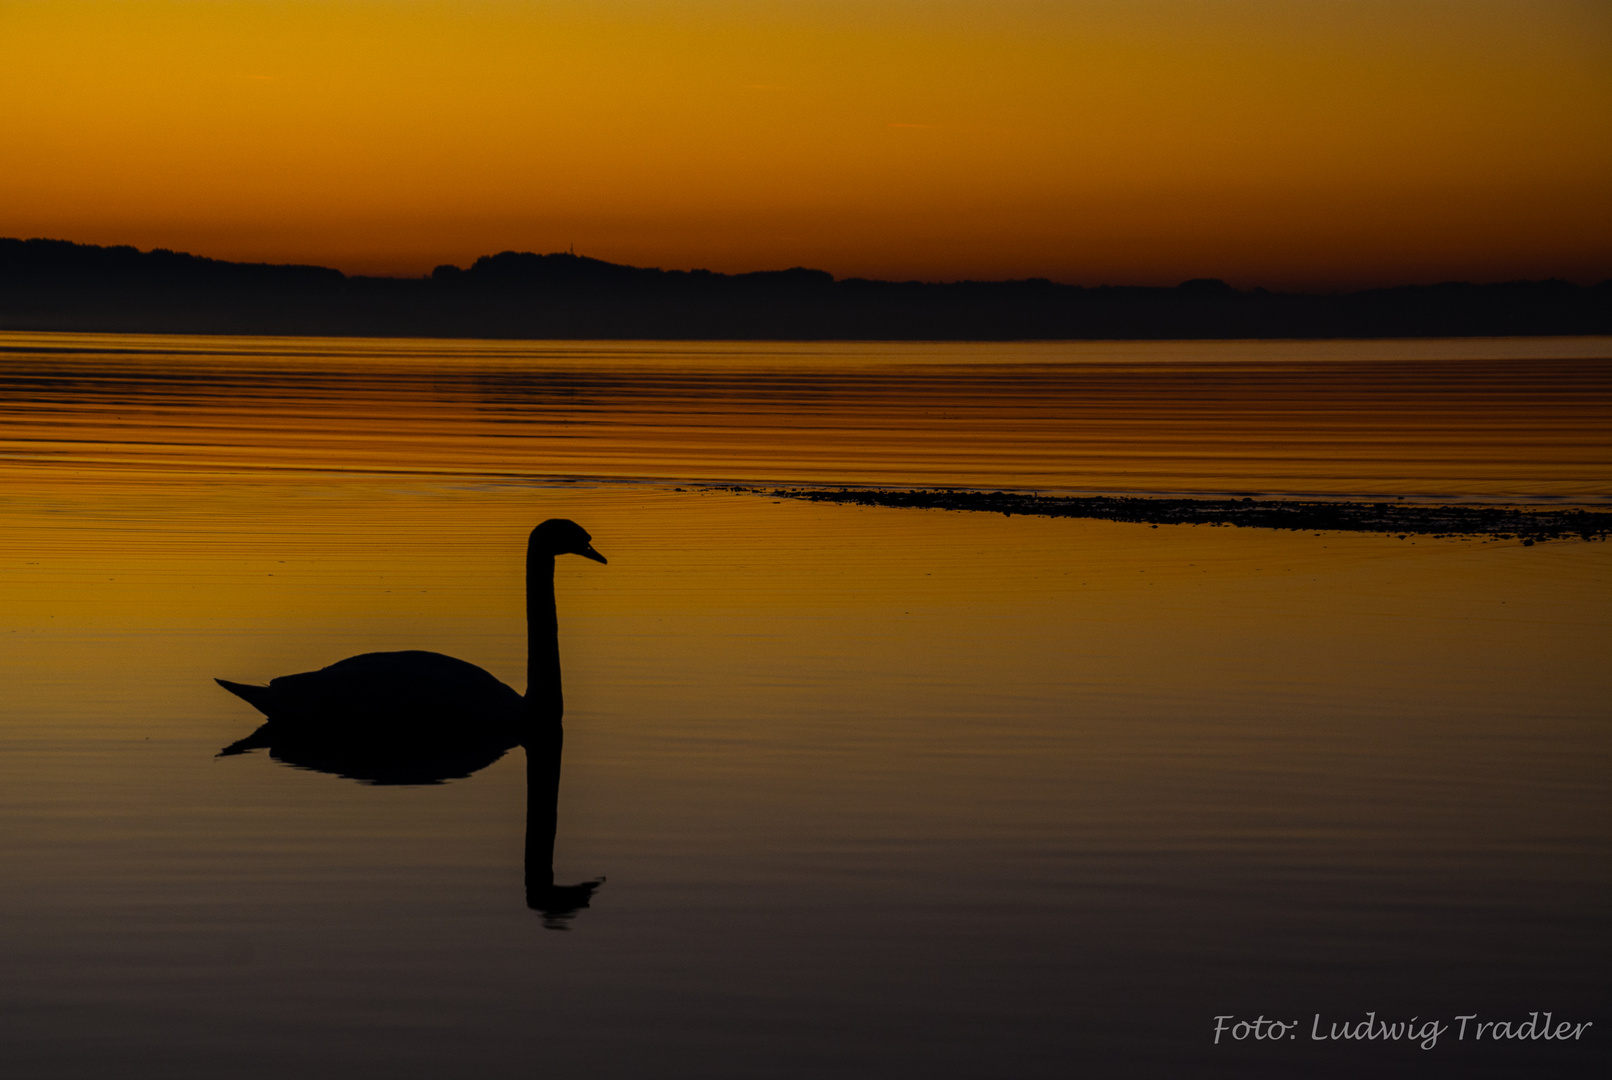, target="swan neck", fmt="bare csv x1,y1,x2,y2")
526,548,562,723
